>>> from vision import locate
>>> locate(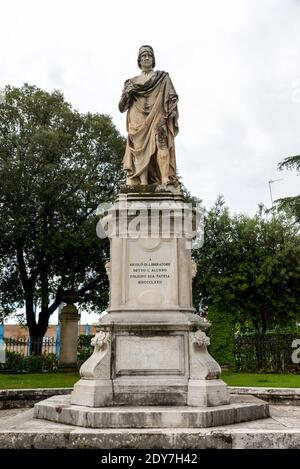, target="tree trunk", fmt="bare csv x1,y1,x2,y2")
30,336,43,355
28,312,51,355
17,244,63,355
25,296,43,354
26,298,48,356
261,310,268,334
